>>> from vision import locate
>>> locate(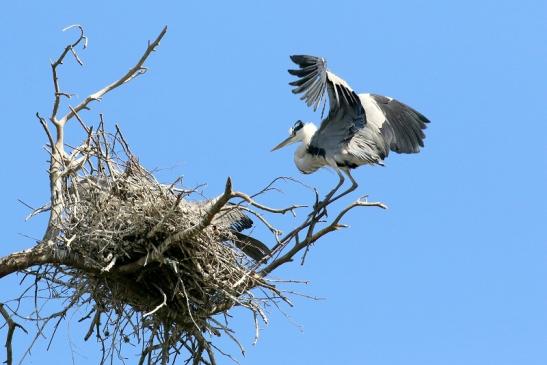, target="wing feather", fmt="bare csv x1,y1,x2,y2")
289,71,317,87
289,55,359,112
364,94,430,155
199,202,271,261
